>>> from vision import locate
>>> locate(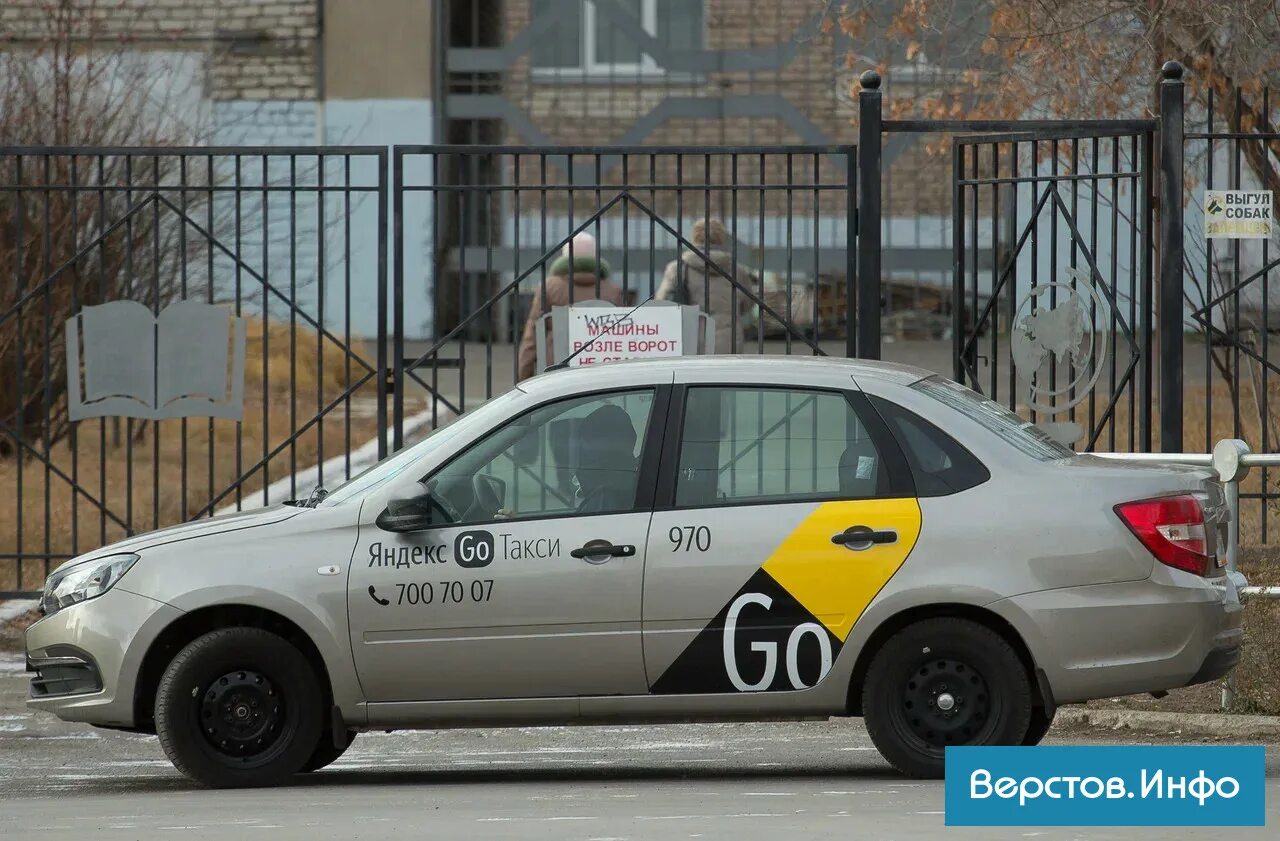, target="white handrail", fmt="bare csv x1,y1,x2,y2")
1093,452,1213,466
